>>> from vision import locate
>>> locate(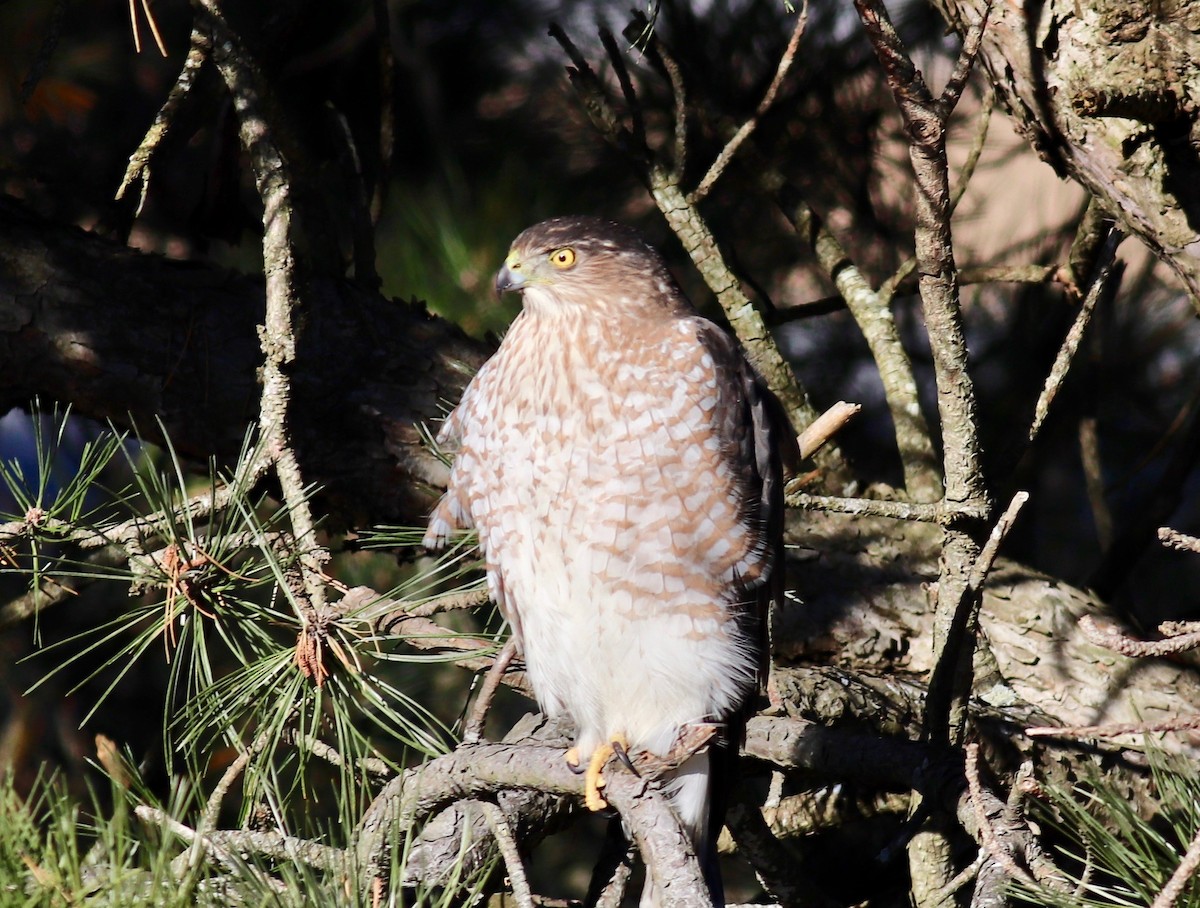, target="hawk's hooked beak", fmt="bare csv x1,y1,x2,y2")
495,255,525,296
